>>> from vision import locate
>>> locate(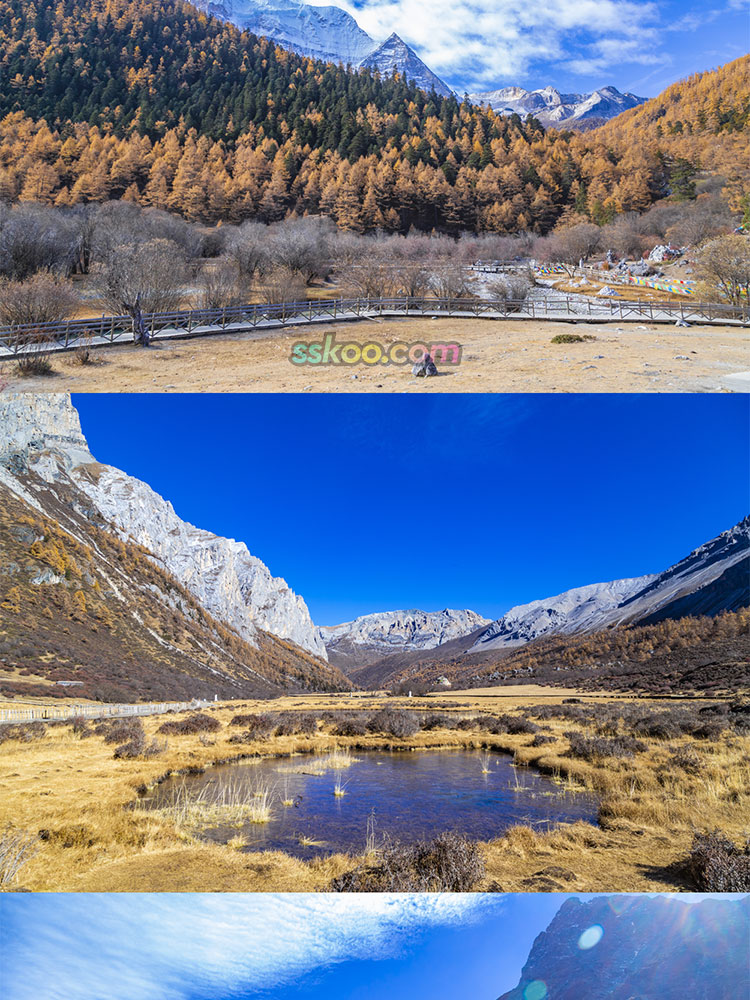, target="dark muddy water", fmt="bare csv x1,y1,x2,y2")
144,749,598,859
